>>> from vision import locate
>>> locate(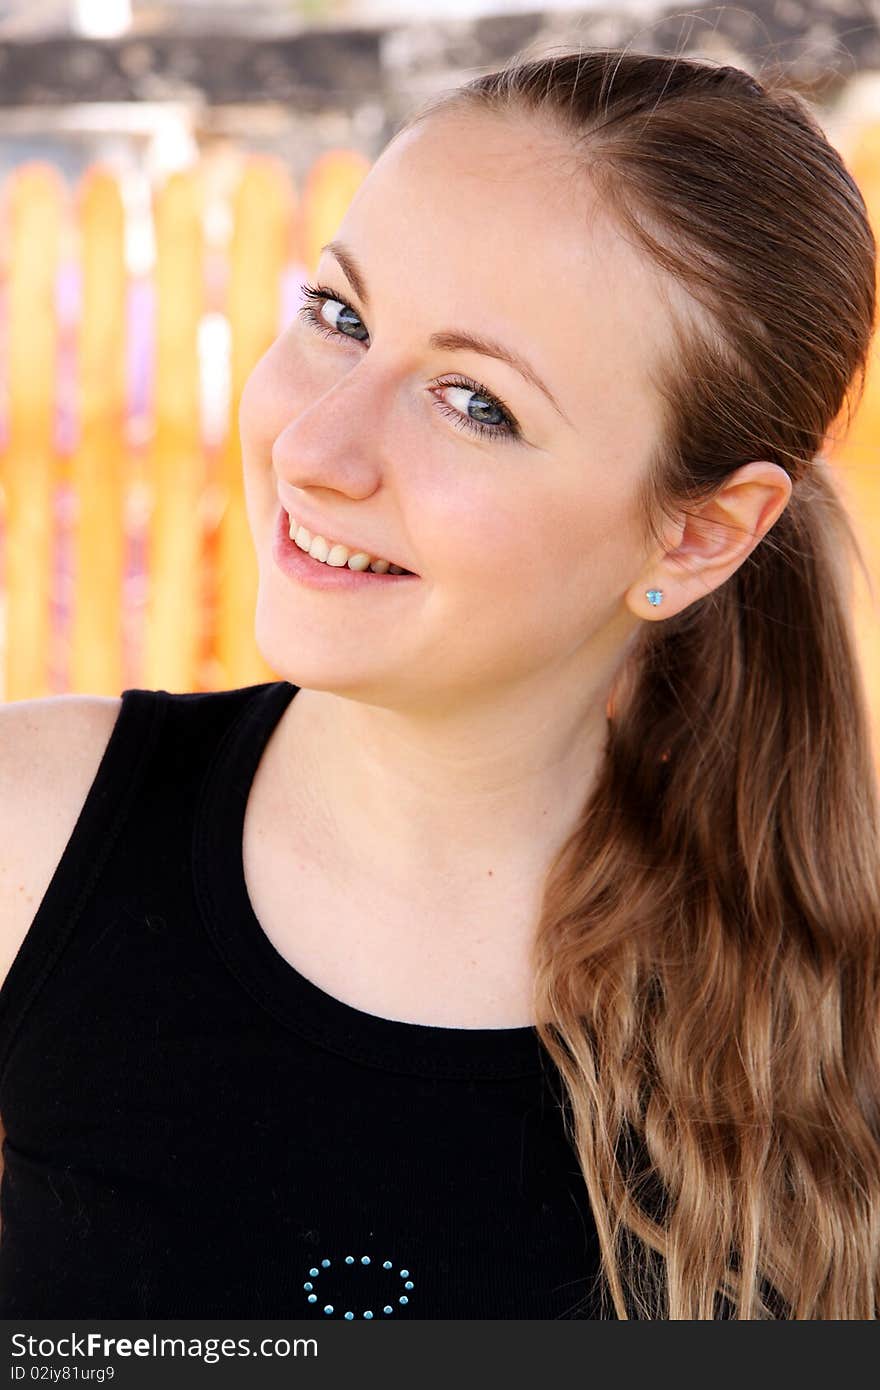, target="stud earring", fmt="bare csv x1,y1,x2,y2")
645,588,664,607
